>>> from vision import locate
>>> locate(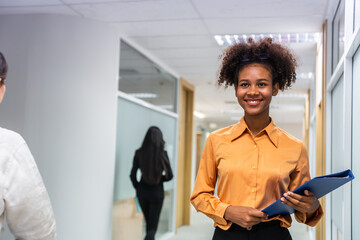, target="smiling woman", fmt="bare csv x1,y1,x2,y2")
190,38,323,240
